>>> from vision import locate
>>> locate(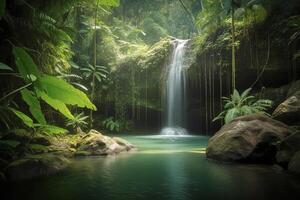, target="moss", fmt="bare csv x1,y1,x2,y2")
29,144,49,154
110,37,174,116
